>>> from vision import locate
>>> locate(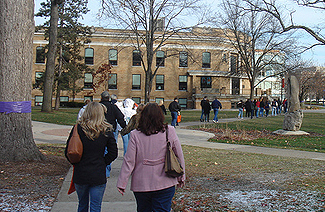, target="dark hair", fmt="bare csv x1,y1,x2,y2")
137,103,167,136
